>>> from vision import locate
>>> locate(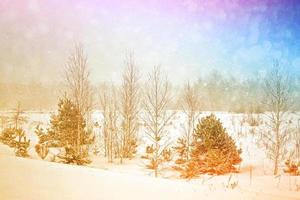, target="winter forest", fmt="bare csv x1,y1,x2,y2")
1,1,300,200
